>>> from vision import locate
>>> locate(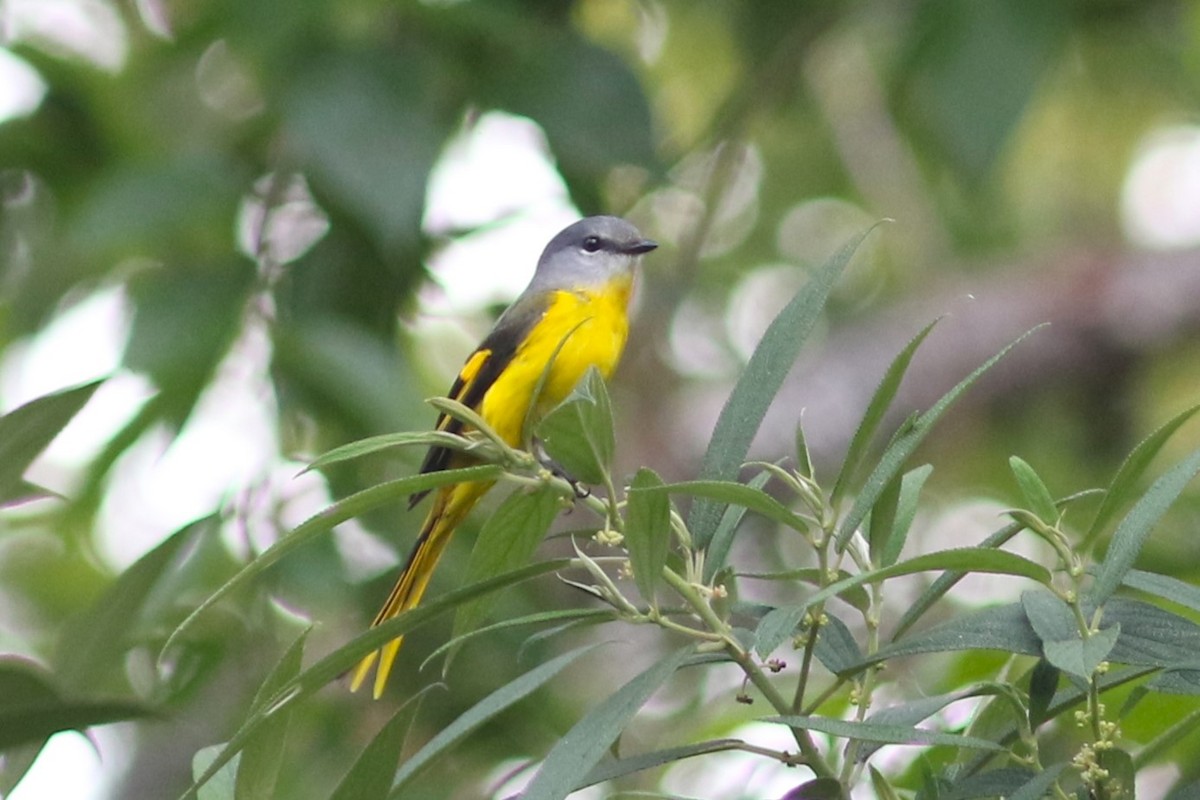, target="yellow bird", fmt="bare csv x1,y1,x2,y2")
352,216,657,698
